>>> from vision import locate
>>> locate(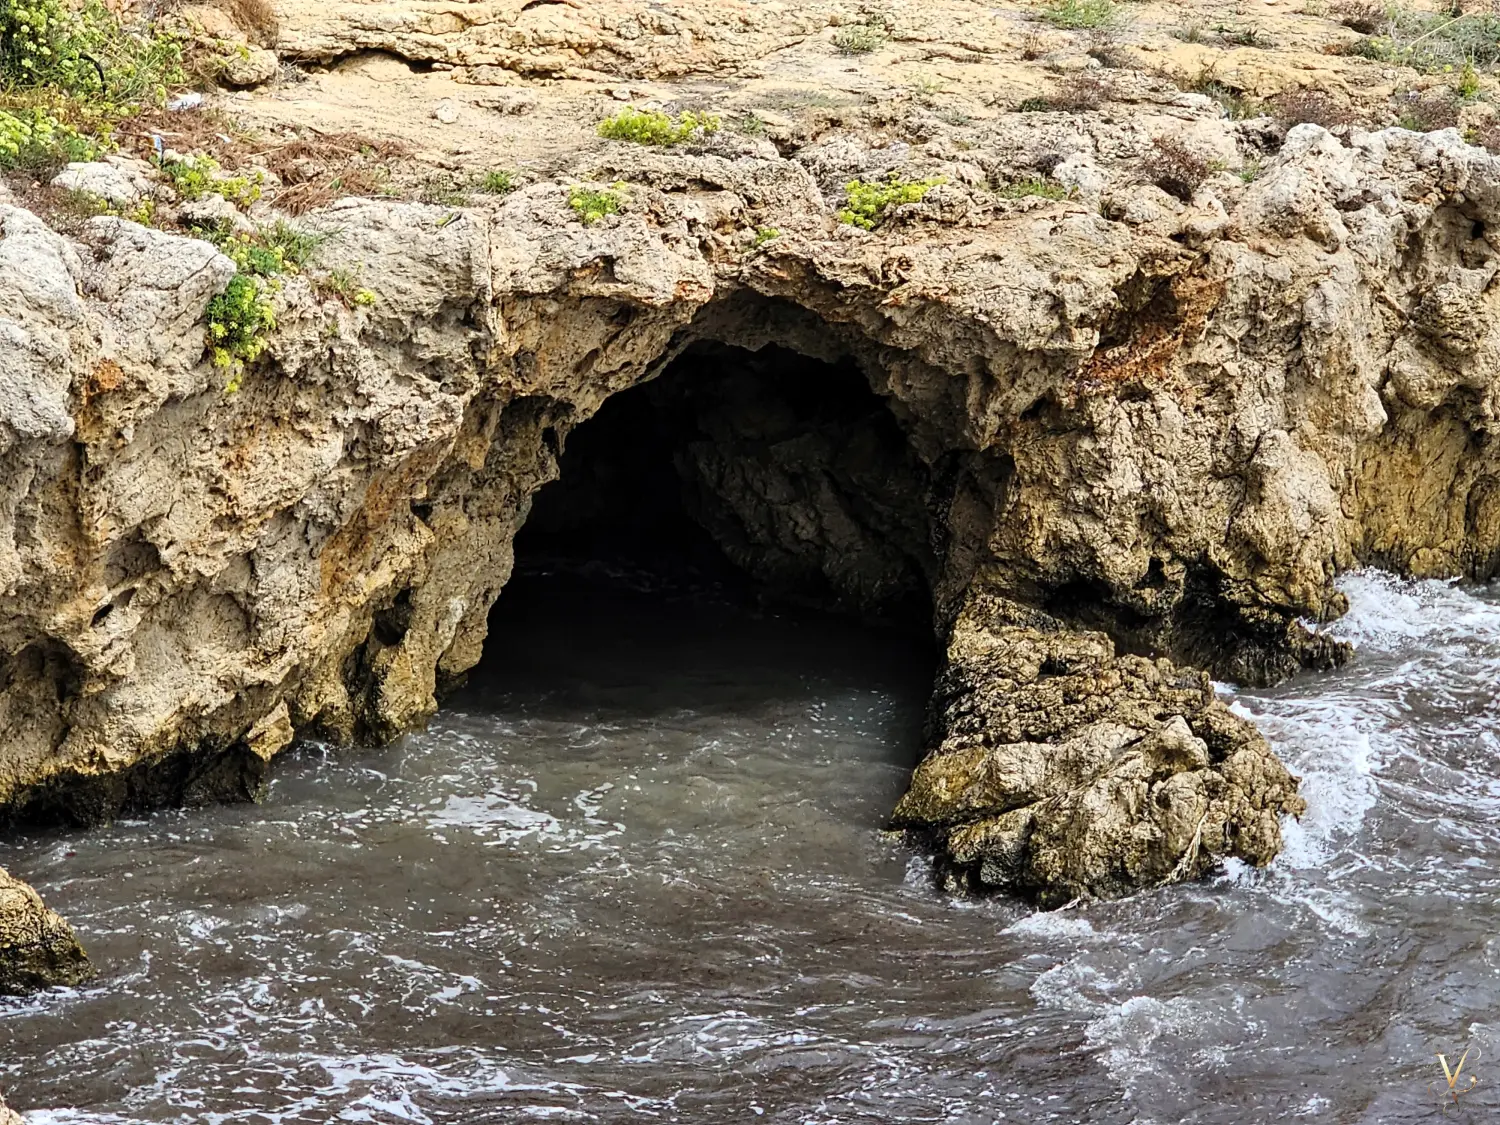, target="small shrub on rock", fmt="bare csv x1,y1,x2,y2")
207,272,274,381
1394,89,1461,132
568,182,626,224
1271,89,1359,131
160,152,261,205
1143,135,1212,201
832,23,886,54
597,107,720,146
837,173,946,229
0,106,95,169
